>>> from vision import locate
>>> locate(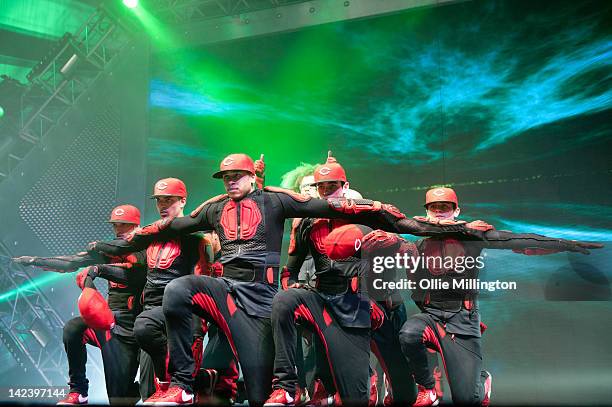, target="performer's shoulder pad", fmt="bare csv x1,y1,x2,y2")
191,194,229,217
264,186,311,202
